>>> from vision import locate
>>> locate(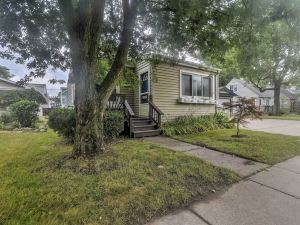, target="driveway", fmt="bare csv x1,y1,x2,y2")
243,119,300,136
